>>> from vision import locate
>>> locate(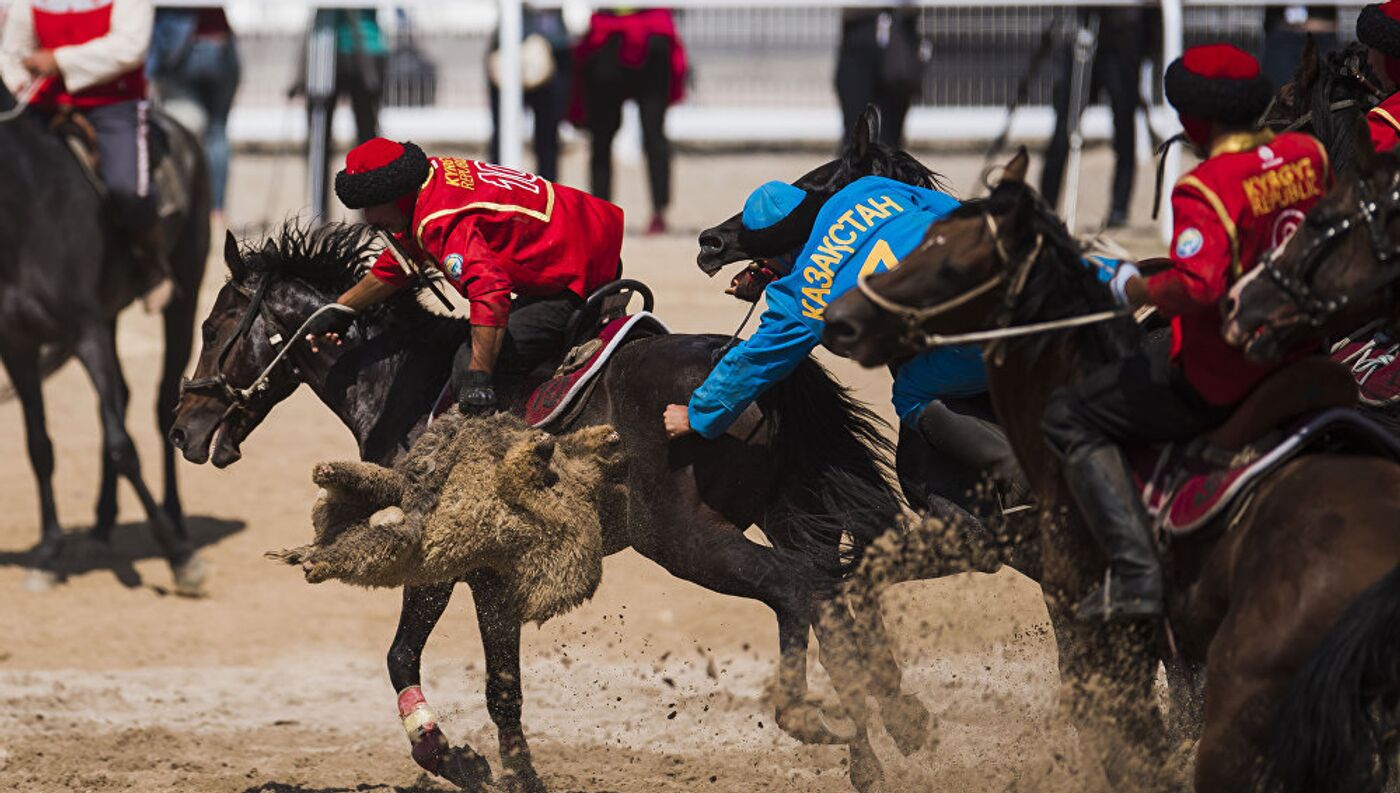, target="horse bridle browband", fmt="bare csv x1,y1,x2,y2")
179,277,354,421
1262,170,1400,328
856,211,1127,349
